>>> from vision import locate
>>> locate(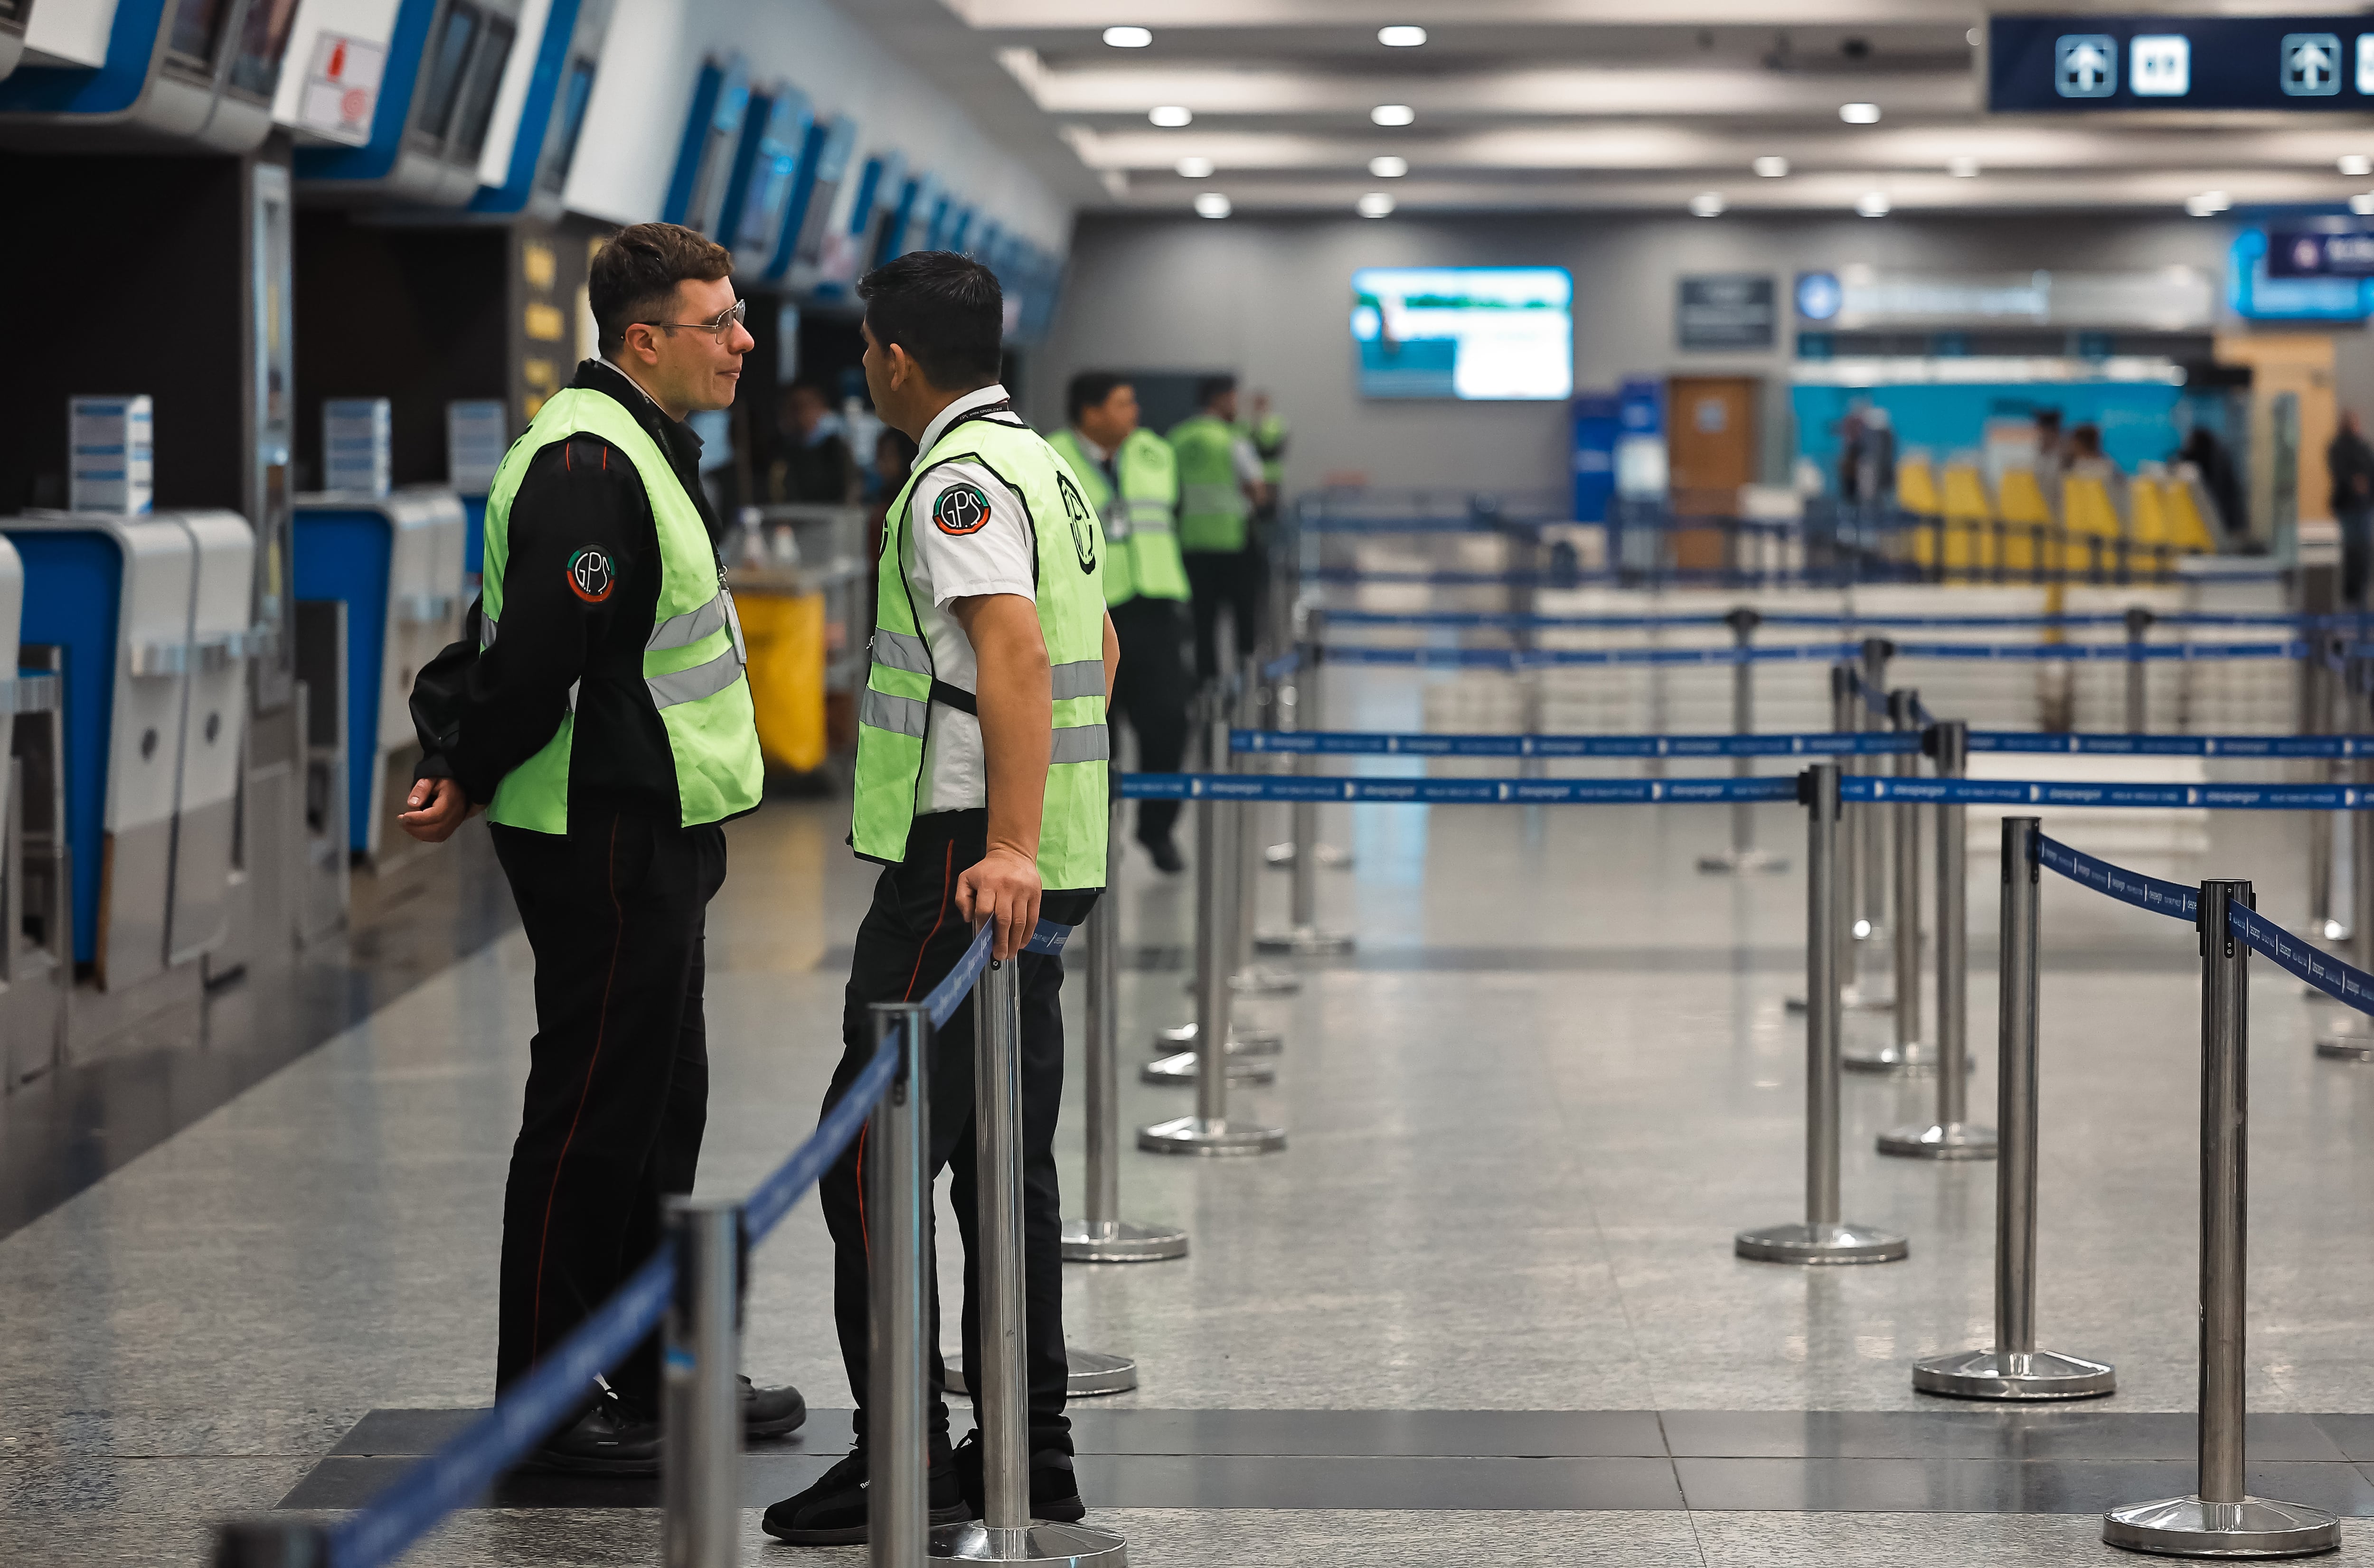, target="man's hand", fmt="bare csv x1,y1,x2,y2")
396,776,476,843
957,844,1042,960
